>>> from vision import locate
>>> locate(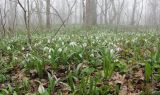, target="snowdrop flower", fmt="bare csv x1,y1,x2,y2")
79,54,83,58
69,42,77,47
90,54,94,57
48,55,51,59
26,53,30,58
63,47,68,52
7,46,11,50
34,43,38,47
132,38,137,43
47,39,51,43
32,56,36,60
110,49,114,55
22,47,25,51
38,85,45,94
71,34,74,37
82,43,87,47
43,47,49,51
116,47,121,52
62,42,64,45
96,37,99,40
58,37,62,41
13,57,18,60
114,59,119,62
49,48,54,53
108,42,113,46
144,39,147,42
29,46,32,50
58,48,62,52
38,41,42,45
92,41,95,44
